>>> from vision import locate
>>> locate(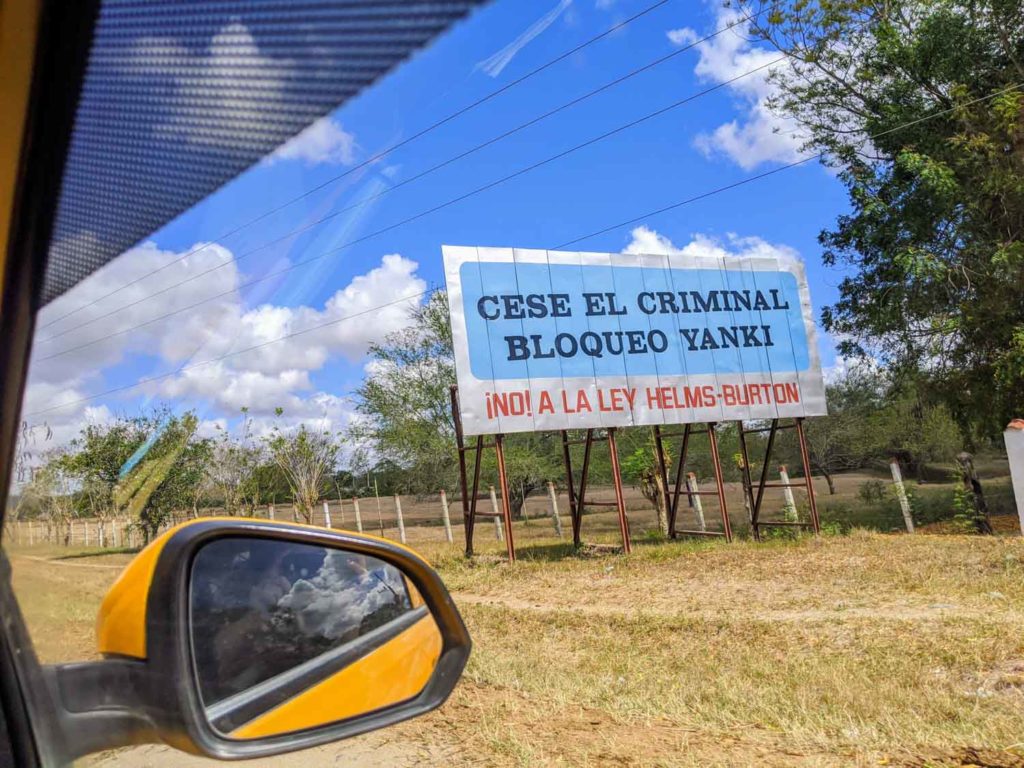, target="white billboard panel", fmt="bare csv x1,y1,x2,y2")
443,245,827,436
